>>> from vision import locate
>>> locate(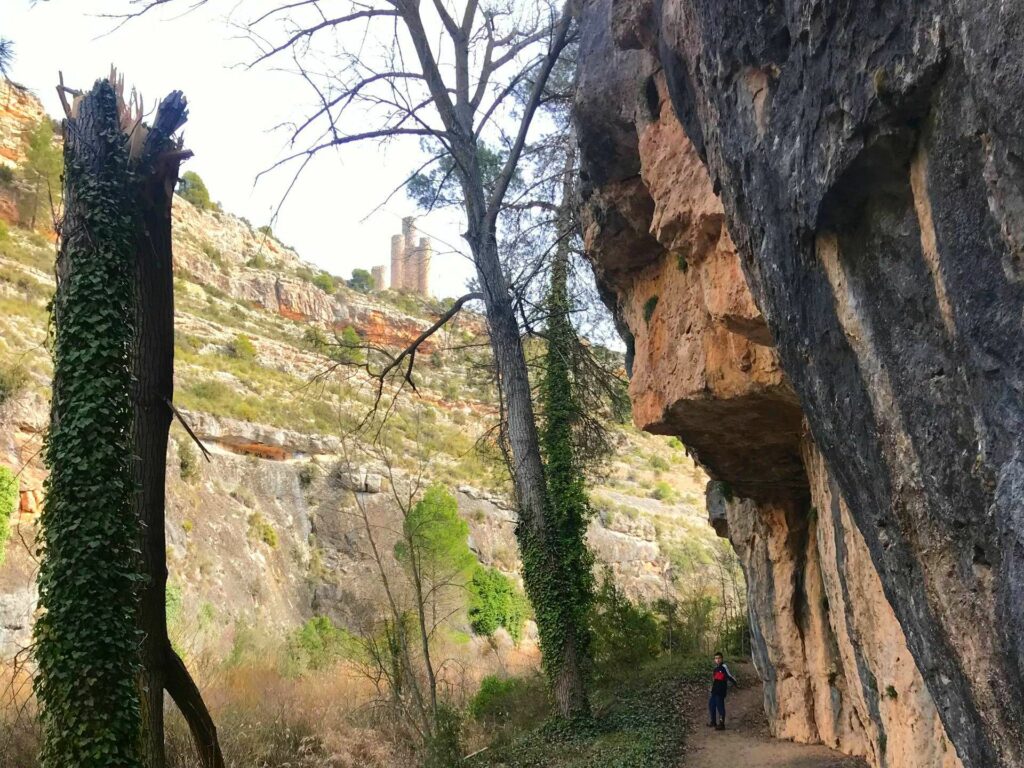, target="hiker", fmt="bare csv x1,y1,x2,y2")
708,652,738,730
